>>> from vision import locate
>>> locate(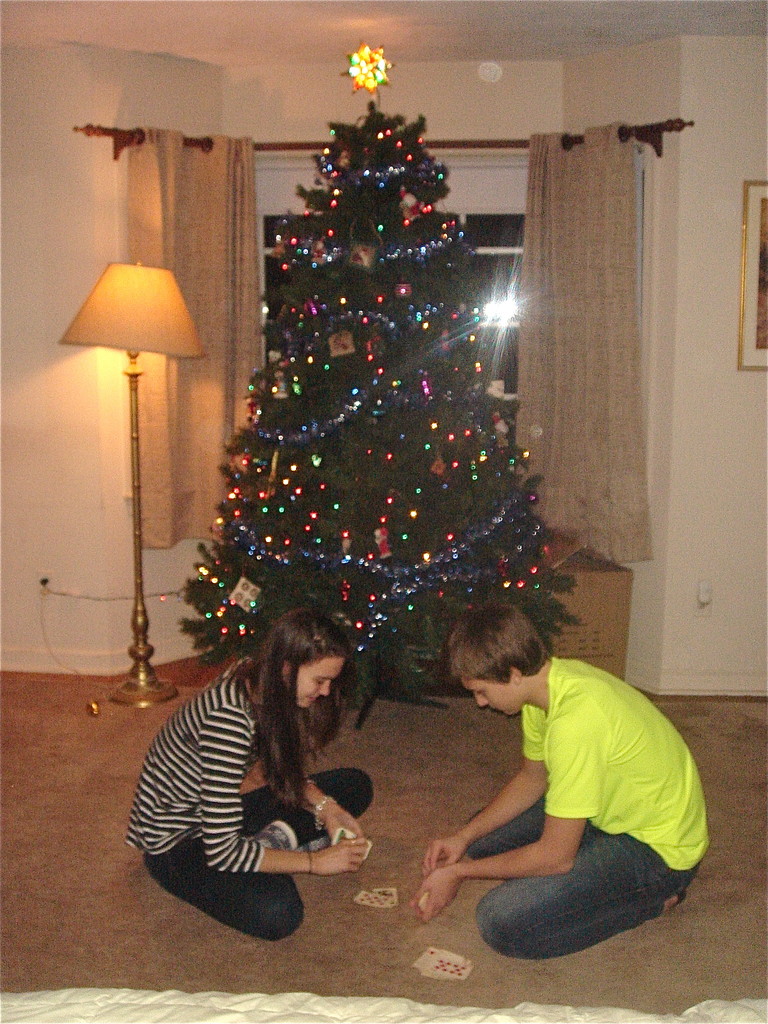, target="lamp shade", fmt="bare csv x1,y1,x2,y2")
60,263,204,358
